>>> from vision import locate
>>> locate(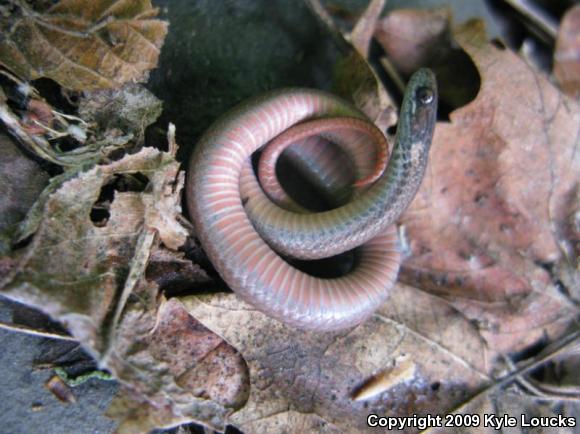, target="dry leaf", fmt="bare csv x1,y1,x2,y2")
0,134,244,431
0,0,168,90
106,296,246,433
374,7,452,76
373,7,479,110
78,83,163,138
181,284,490,434
0,145,186,351
399,20,579,353
554,4,580,96
0,132,49,252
